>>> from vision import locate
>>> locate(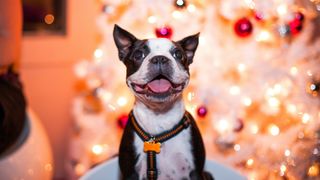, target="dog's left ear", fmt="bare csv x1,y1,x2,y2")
113,24,137,61
177,33,200,65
